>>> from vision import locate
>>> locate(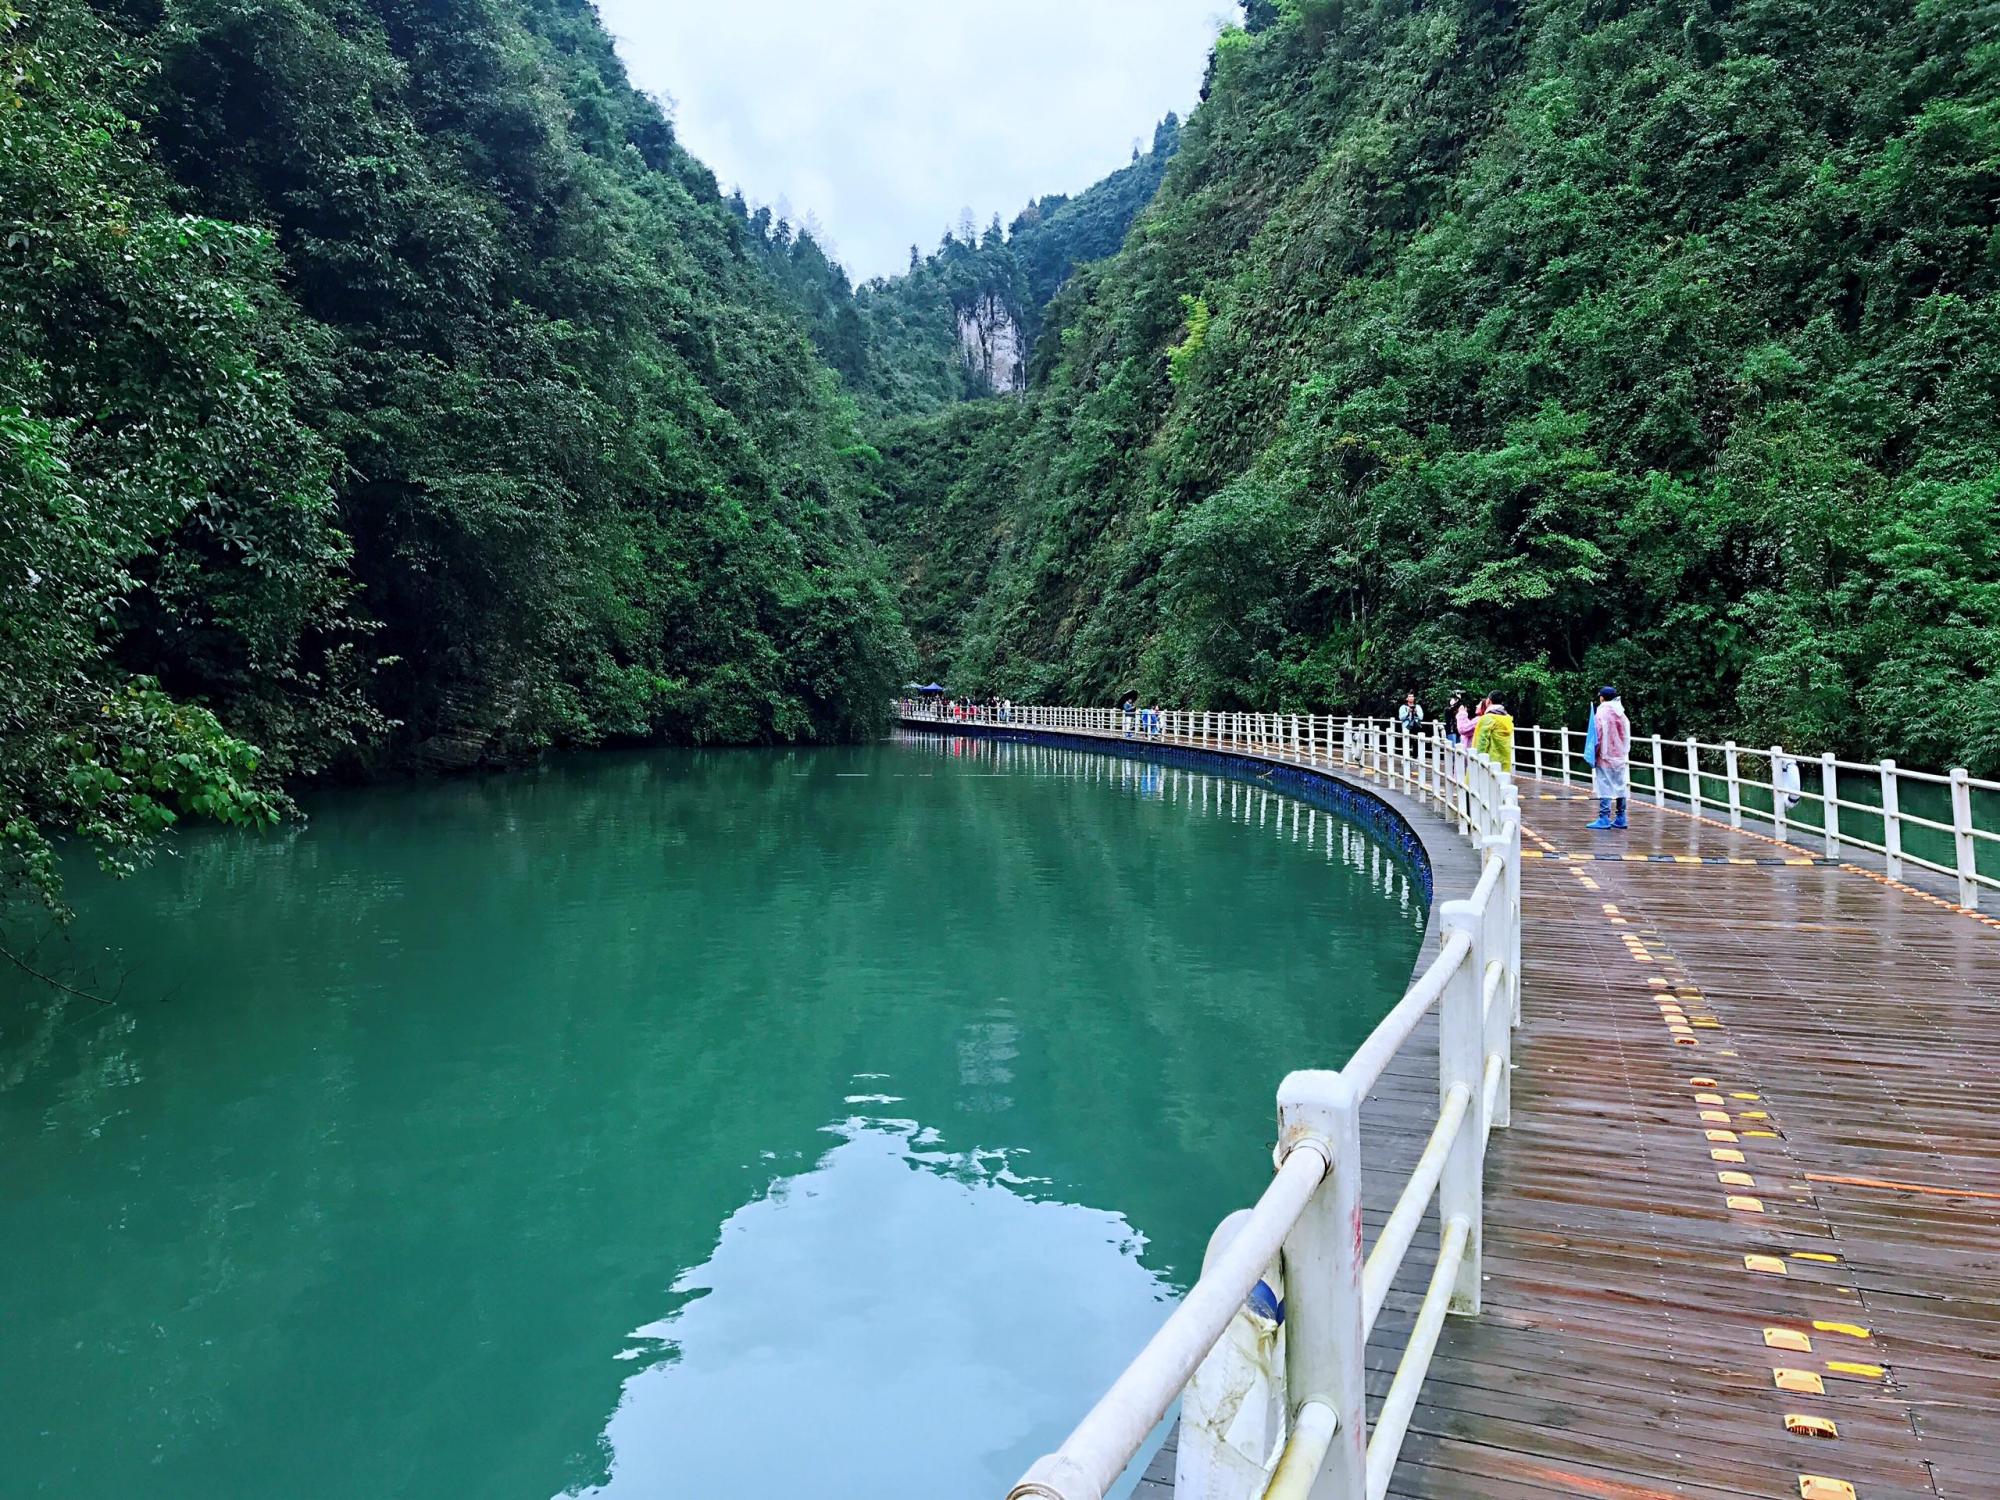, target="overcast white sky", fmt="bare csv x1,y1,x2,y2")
593,0,1239,283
